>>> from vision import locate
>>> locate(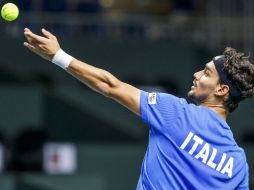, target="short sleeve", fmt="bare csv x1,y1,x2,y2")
140,91,187,131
